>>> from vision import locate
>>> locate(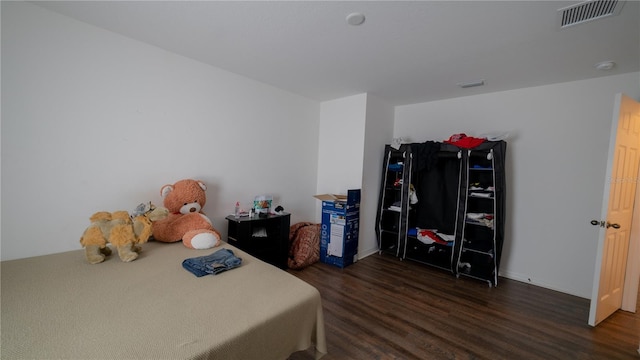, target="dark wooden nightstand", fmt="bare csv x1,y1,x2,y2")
225,213,290,269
